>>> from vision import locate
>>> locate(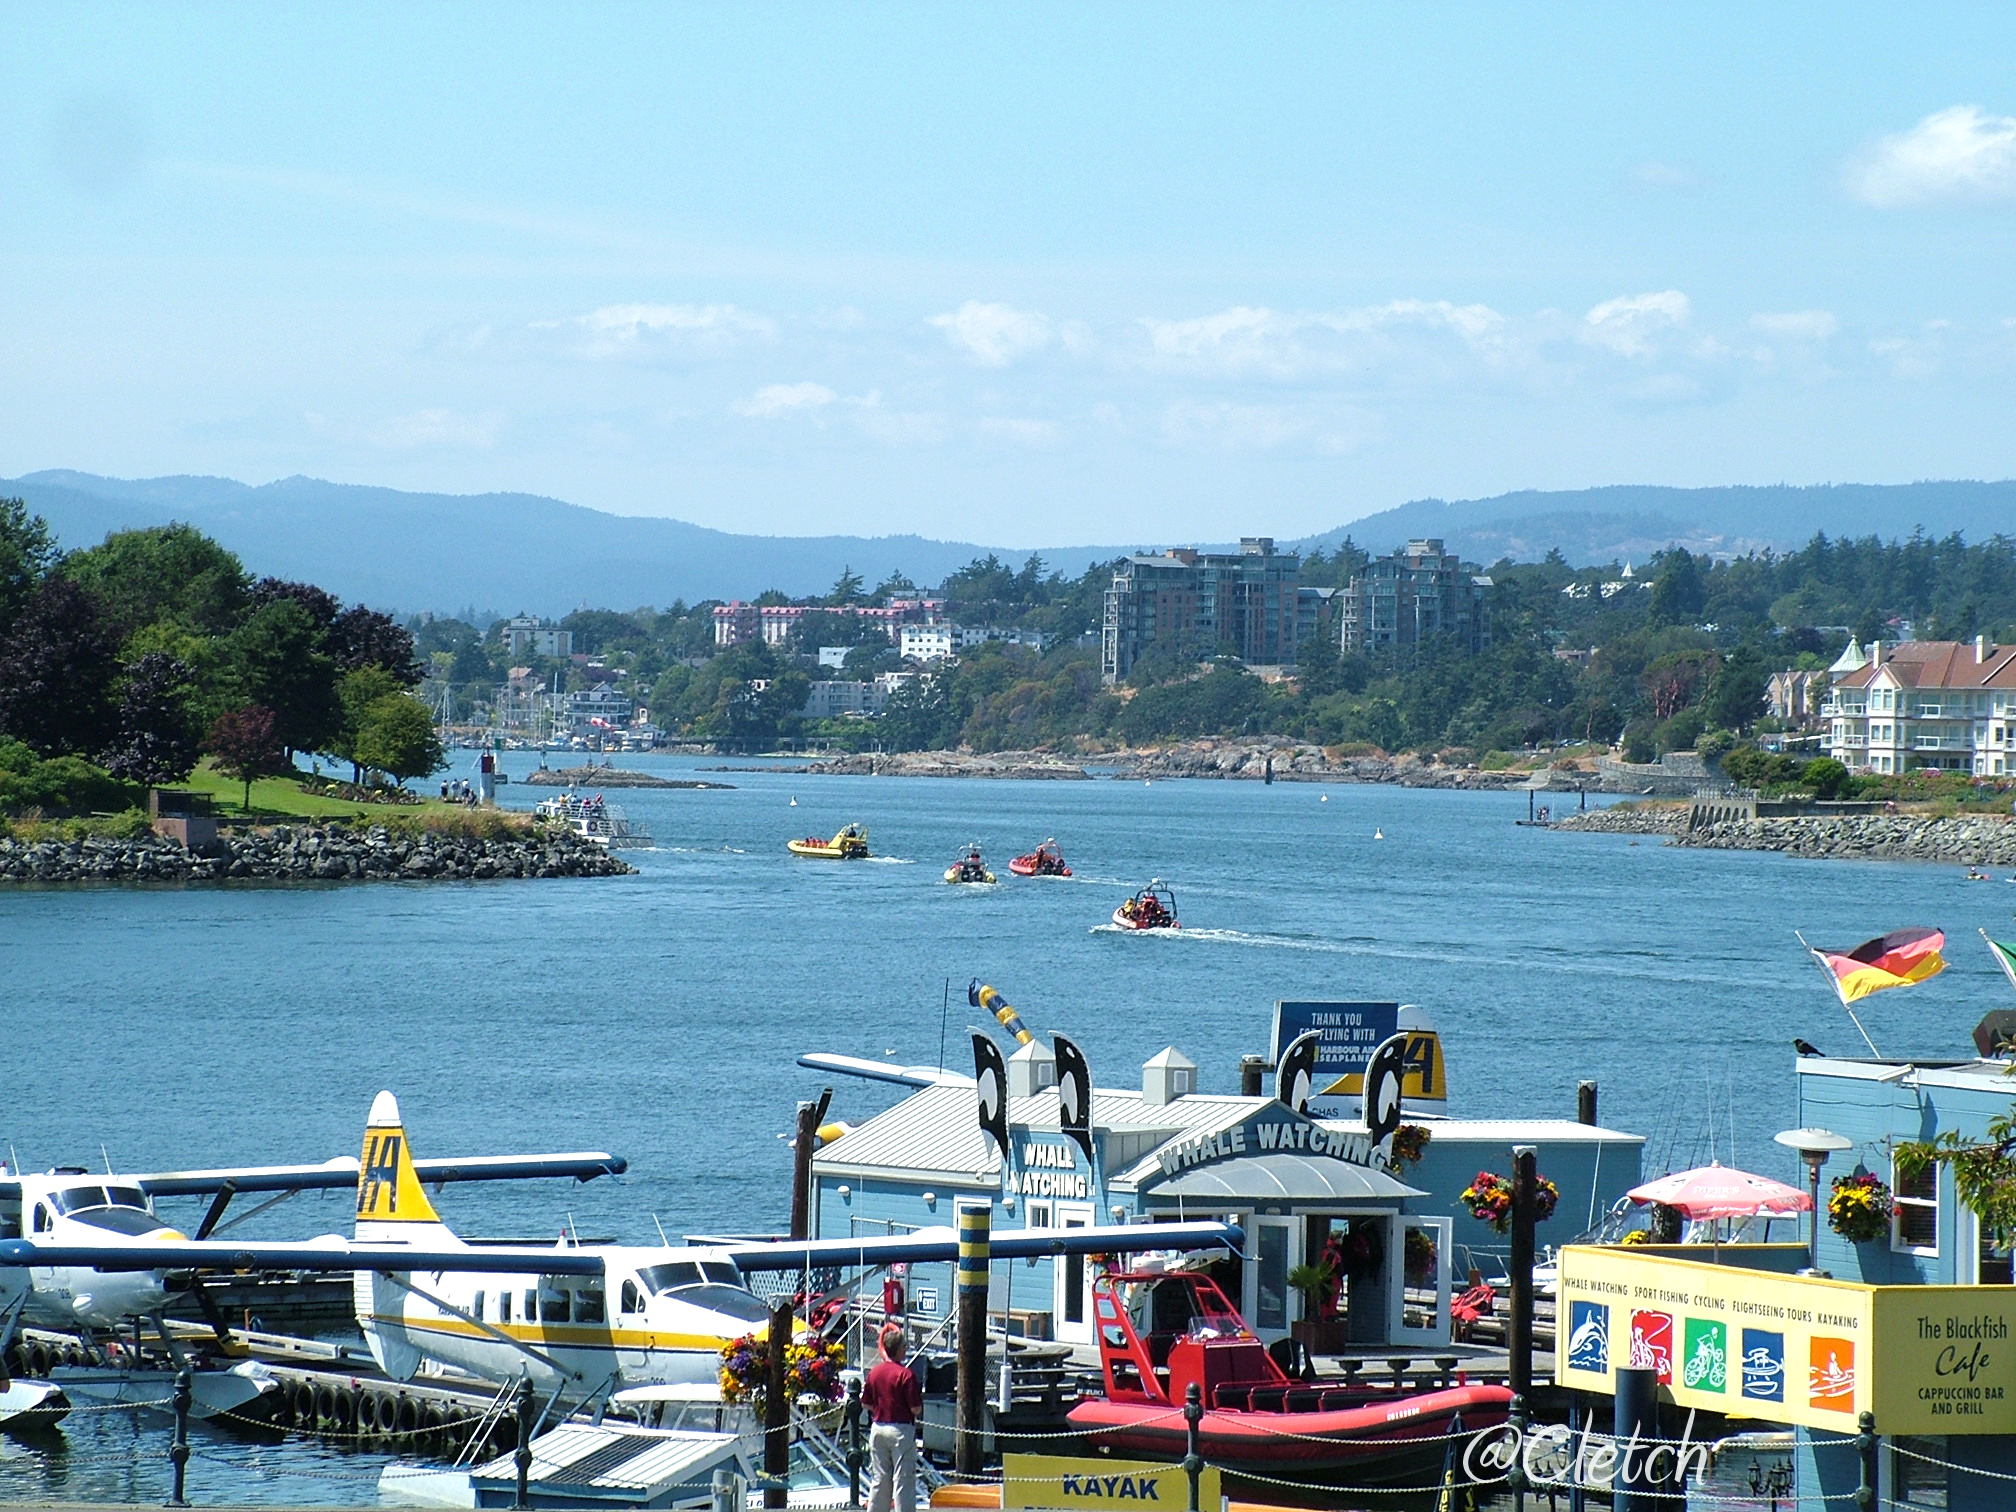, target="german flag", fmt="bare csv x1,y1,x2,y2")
1811,928,1947,1004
